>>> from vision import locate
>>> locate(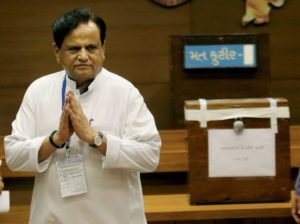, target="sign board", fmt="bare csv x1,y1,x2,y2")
184,44,256,69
